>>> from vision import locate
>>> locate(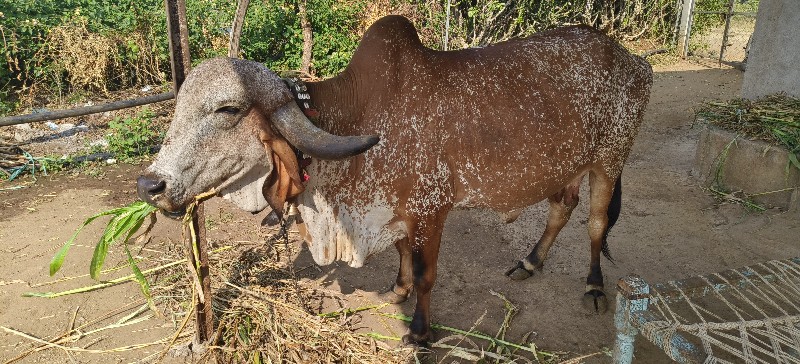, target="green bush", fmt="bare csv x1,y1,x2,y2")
306,0,366,76
106,109,164,162
446,0,680,48
1,0,685,115
0,0,367,111
1,0,167,108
